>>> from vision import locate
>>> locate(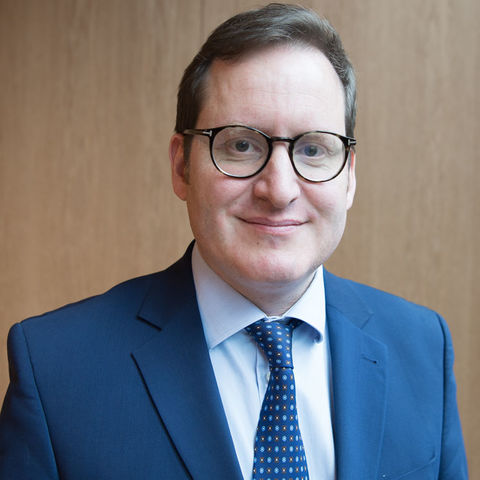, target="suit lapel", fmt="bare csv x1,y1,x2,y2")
324,271,388,480
132,249,243,480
